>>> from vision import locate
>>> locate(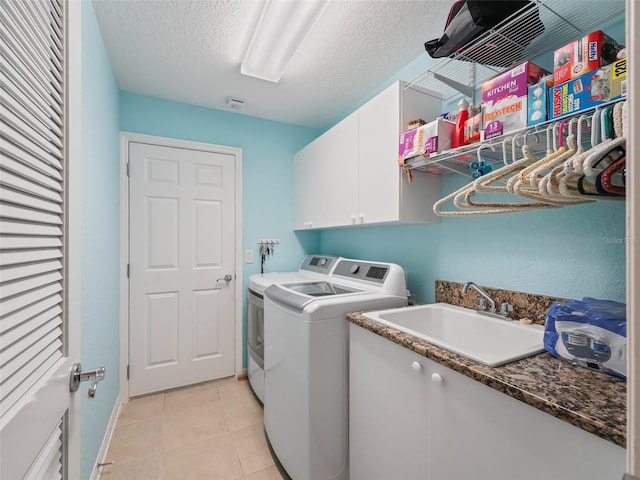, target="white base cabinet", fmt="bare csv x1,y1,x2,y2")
293,81,441,230
349,324,626,480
